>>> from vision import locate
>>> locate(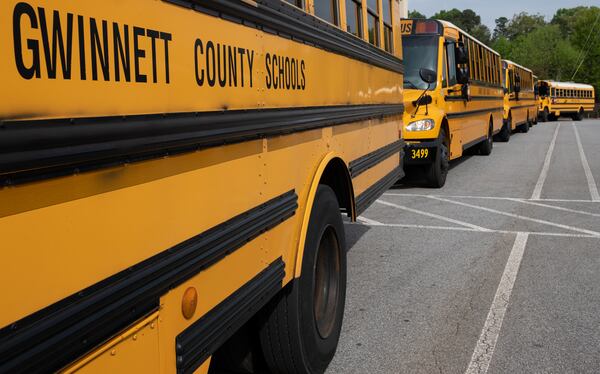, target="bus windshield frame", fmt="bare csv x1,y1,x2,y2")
402,35,439,90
